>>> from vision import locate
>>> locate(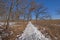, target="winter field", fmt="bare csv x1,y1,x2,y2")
0,20,60,40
